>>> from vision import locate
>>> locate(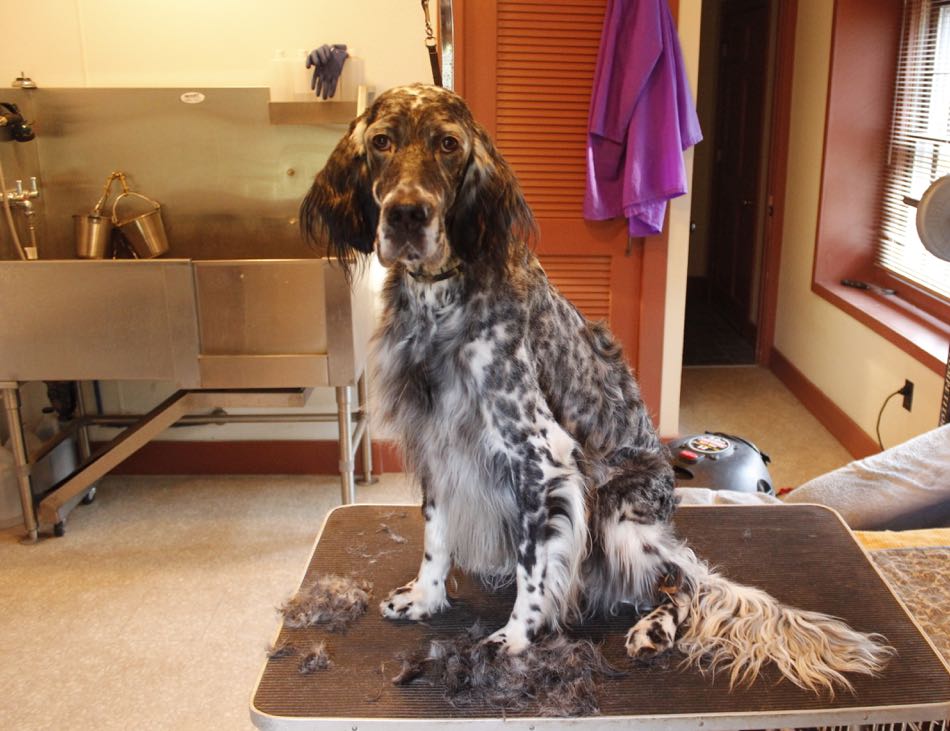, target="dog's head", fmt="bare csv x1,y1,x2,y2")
301,84,534,278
